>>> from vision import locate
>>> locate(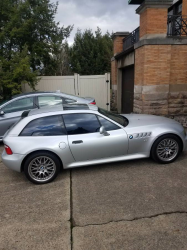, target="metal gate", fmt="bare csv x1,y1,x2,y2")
22,73,110,110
